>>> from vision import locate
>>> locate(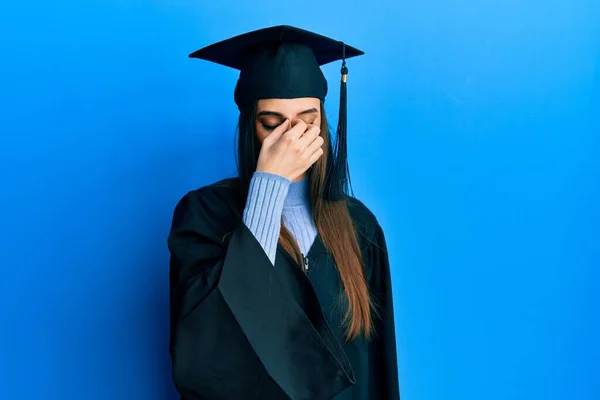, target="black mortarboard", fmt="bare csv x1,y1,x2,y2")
189,25,364,200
